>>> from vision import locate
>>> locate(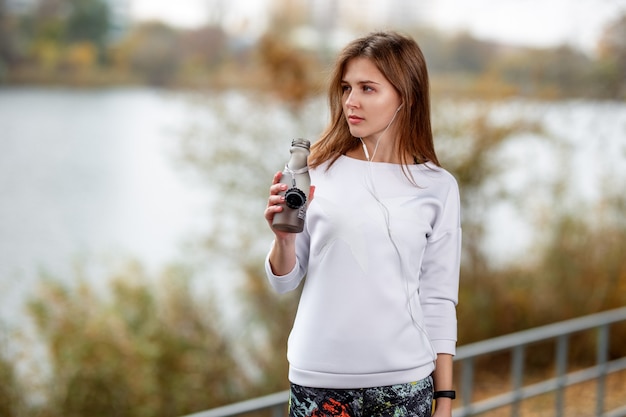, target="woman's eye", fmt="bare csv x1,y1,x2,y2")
363,85,374,92
341,85,351,93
